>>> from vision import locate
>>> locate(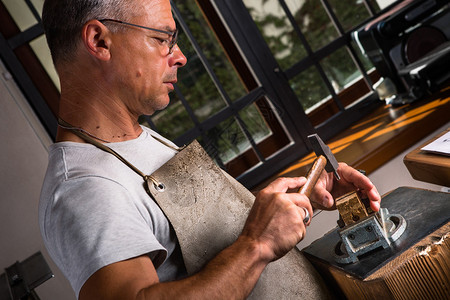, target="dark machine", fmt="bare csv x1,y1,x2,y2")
0,252,53,300
353,0,450,105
